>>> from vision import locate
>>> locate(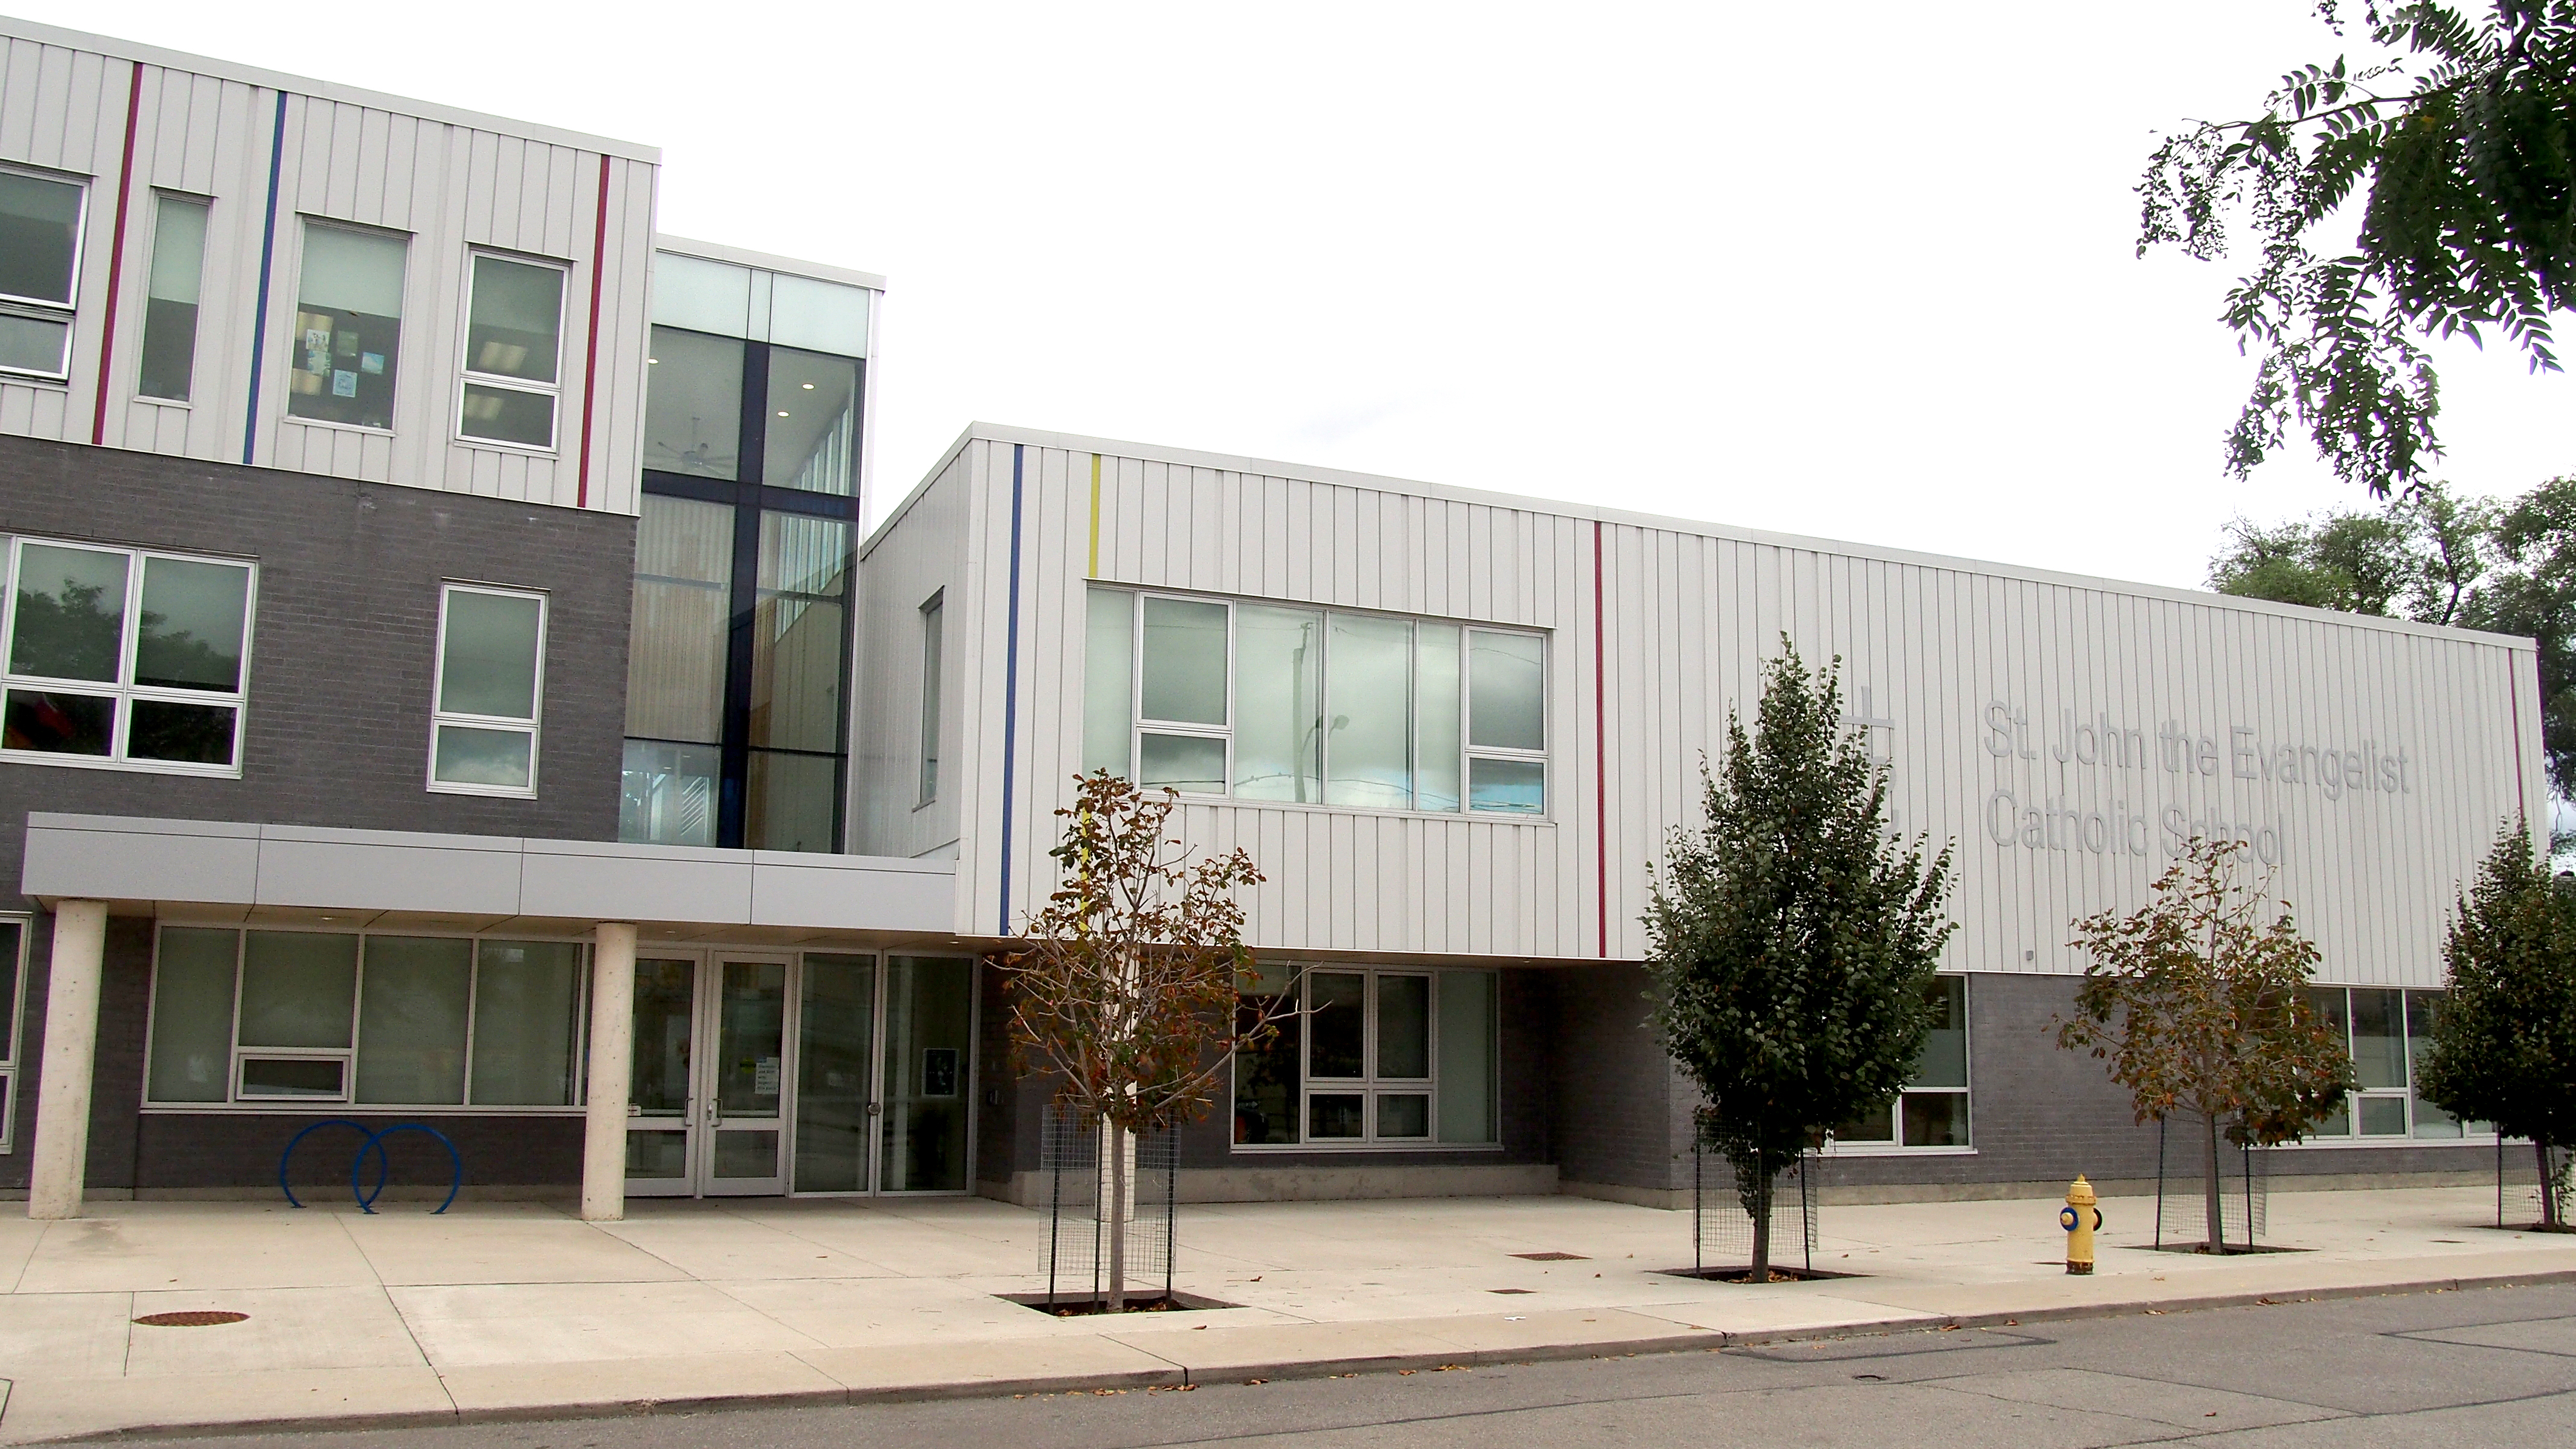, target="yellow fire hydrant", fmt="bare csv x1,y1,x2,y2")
2061,1175,2100,1275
